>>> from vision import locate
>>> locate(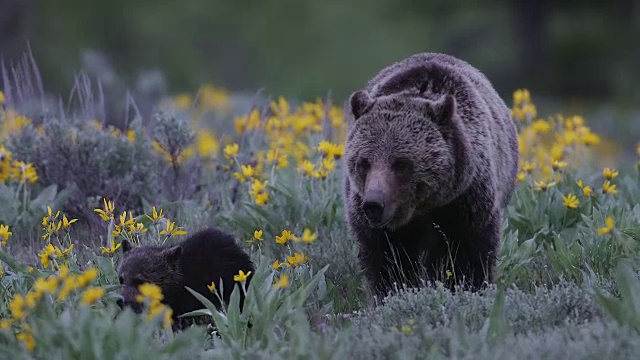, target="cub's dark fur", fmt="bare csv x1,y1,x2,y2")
344,53,519,298
117,227,254,330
